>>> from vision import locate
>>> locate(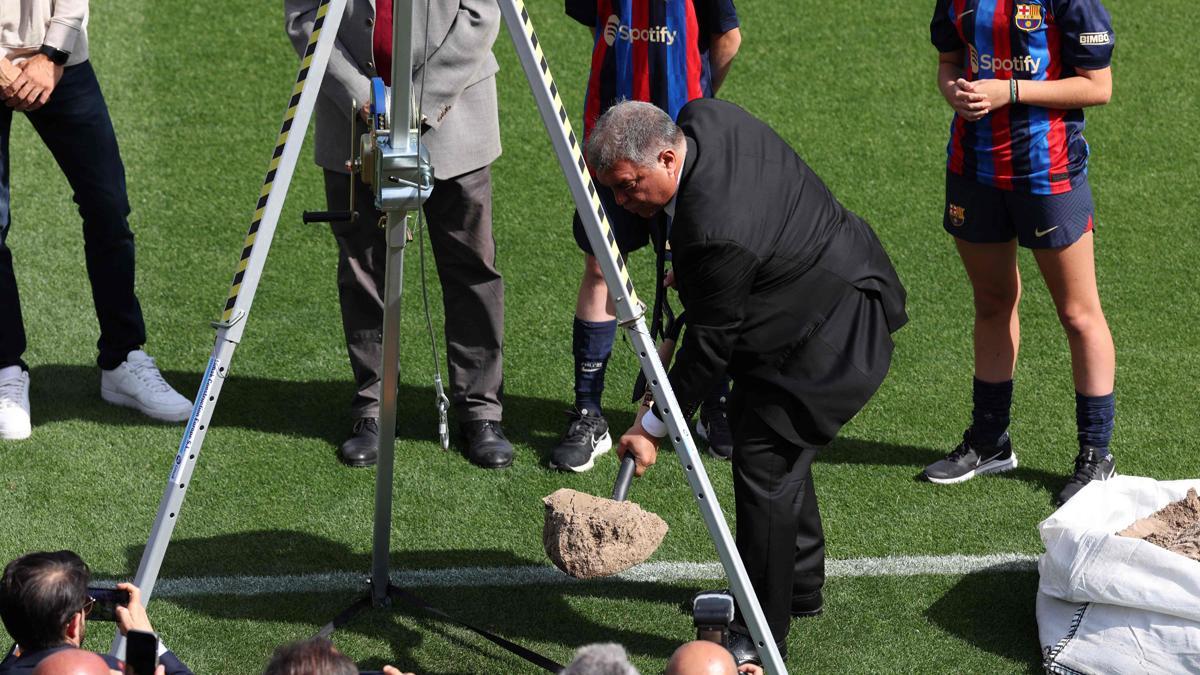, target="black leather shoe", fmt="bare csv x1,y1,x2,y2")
460,420,513,469
727,629,788,667
339,417,379,467
791,589,824,617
